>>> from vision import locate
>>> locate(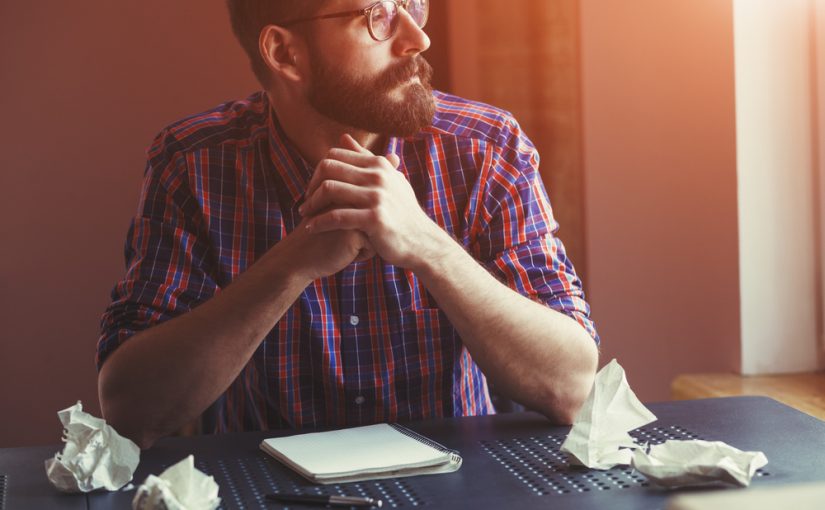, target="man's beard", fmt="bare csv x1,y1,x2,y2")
306,53,436,137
